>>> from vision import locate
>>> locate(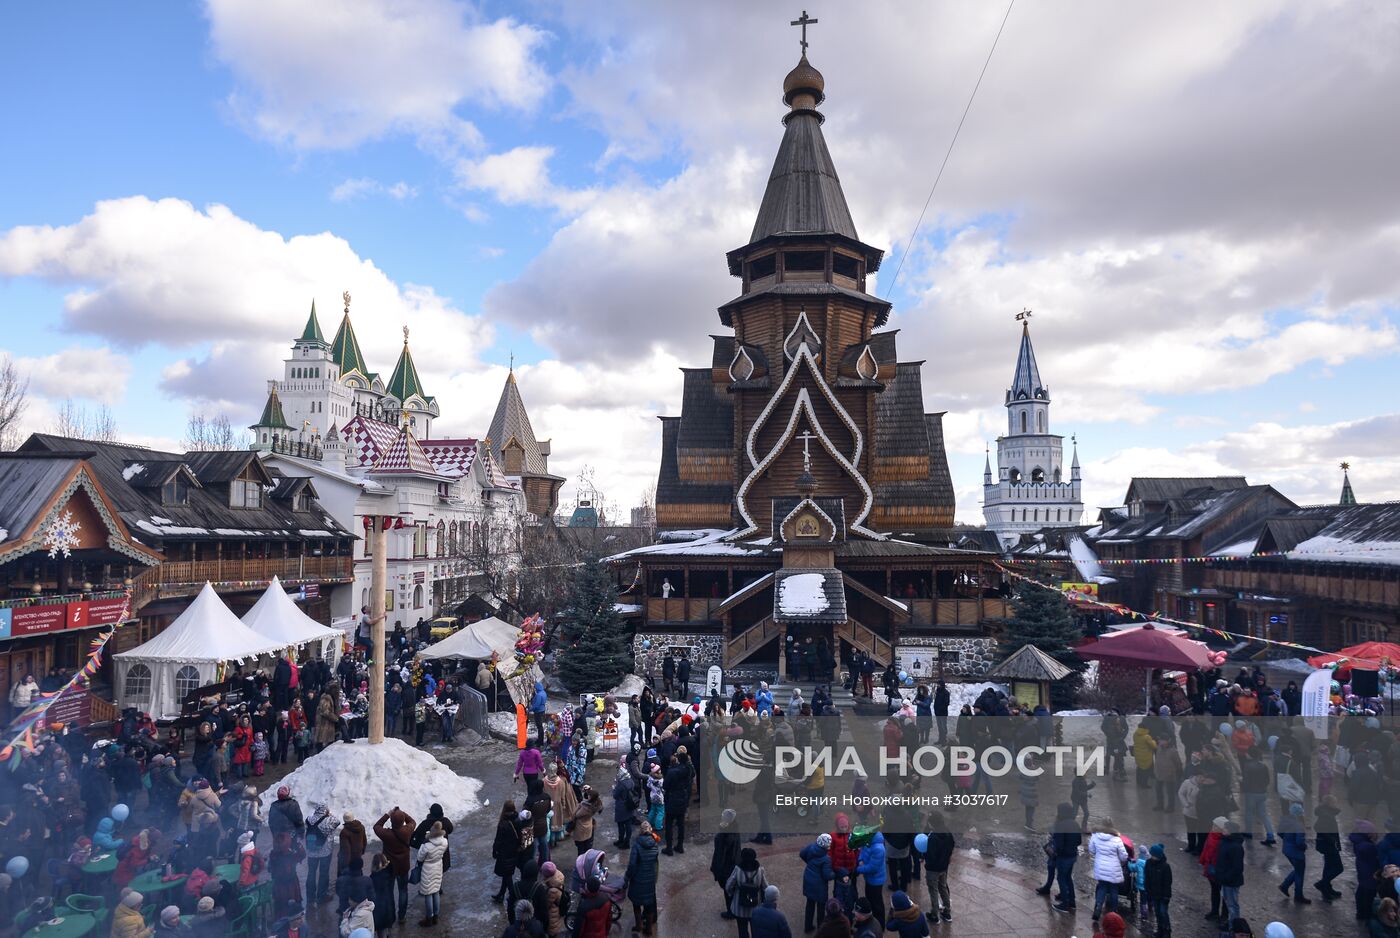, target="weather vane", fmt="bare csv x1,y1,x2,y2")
402,325,410,344
790,10,818,54
1015,307,1033,323
343,290,351,315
